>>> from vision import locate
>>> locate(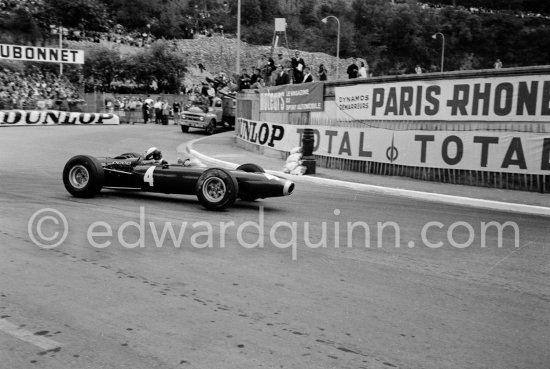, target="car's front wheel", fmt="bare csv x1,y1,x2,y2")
195,168,238,210
181,125,189,133
63,155,104,198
